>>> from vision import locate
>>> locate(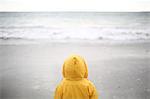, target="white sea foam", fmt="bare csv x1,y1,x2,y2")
1,27,149,40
